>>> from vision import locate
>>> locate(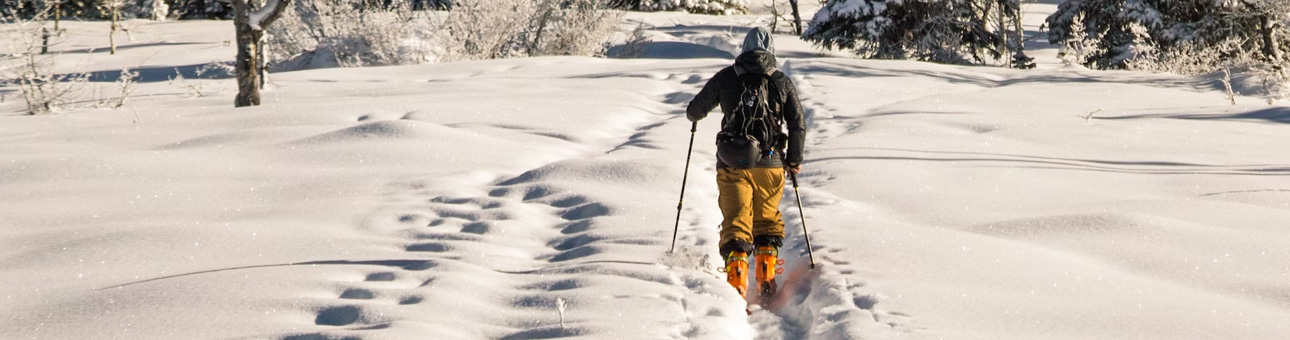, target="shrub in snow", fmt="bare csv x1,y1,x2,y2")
2,9,88,114
94,68,138,108
1046,0,1289,99
804,0,1031,66
617,0,747,15
269,0,619,67
440,0,621,60
608,22,652,58
267,0,438,69
168,71,206,97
